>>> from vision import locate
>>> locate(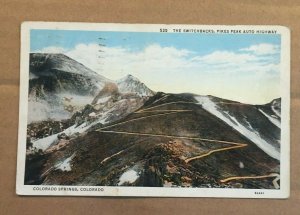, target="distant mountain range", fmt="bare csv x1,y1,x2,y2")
25,53,281,189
